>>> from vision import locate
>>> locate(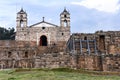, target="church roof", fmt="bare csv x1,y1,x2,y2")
29,20,59,28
